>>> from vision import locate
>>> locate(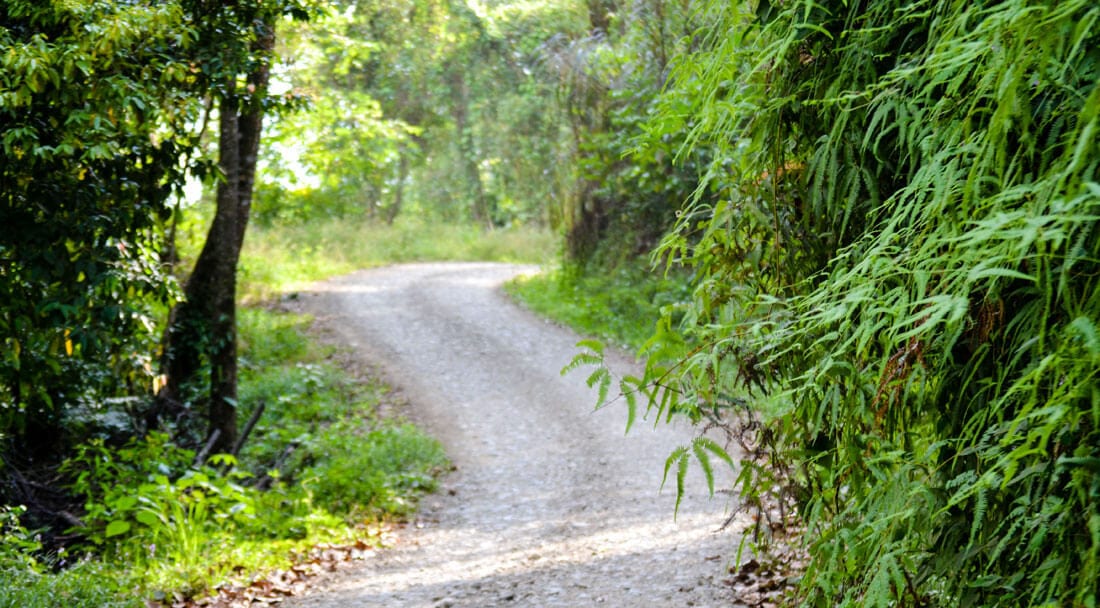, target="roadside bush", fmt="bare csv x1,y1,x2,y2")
62,435,265,593
507,263,691,352
576,1,1100,606
0,506,137,608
